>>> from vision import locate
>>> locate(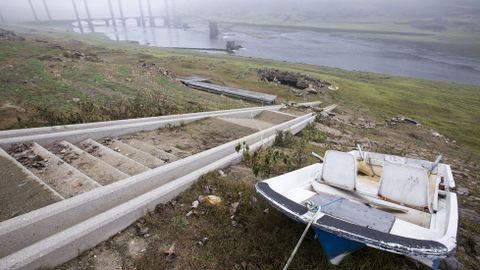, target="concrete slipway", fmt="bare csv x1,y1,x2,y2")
0,104,315,270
